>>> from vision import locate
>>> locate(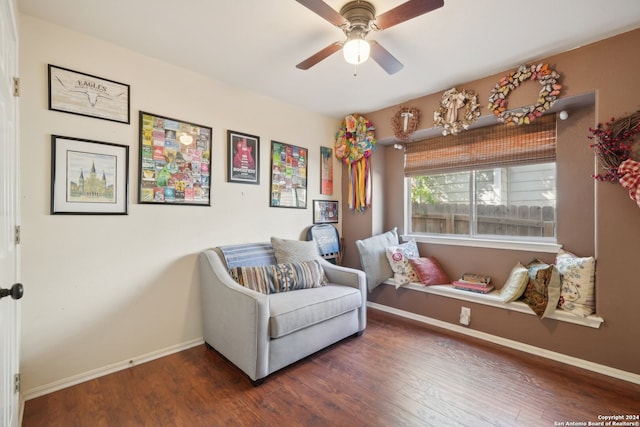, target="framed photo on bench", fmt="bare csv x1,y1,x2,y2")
269,141,308,208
